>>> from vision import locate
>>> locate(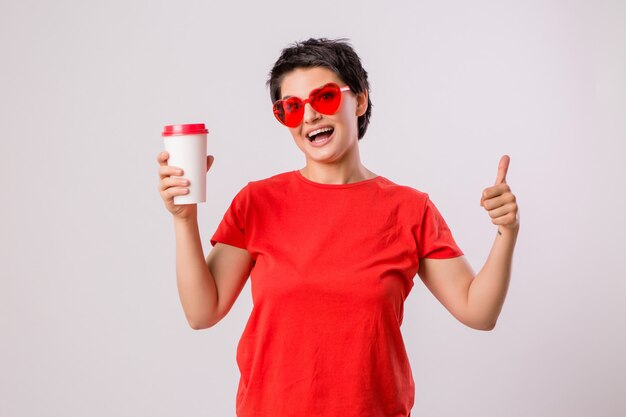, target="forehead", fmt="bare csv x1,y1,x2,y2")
280,67,343,99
